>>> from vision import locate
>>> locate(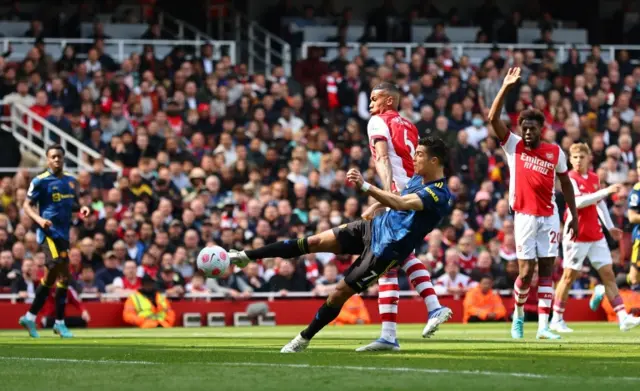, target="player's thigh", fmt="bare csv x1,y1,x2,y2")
42,237,69,276
513,213,538,261
536,214,560,258
343,251,398,293
588,238,613,271
562,240,590,271
326,220,369,255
